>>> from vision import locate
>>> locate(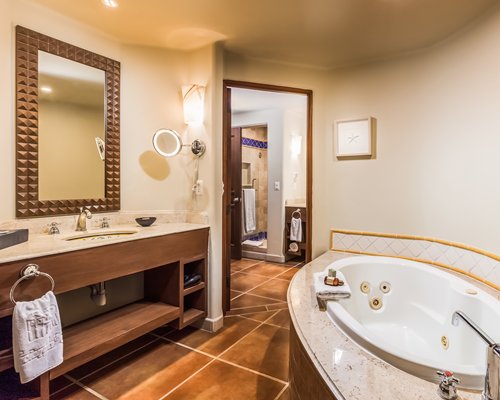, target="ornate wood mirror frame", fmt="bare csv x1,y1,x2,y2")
15,26,120,217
